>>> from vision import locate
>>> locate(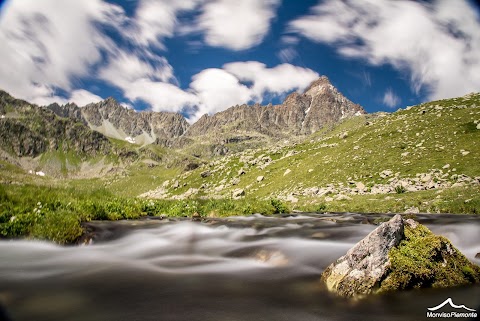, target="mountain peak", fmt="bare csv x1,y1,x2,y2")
101,96,121,108
303,76,332,95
